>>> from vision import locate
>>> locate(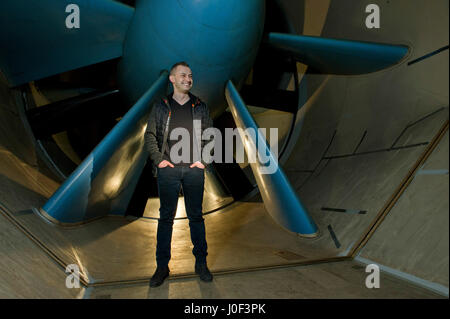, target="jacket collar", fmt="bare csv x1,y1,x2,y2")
162,92,201,108
188,92,201,107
